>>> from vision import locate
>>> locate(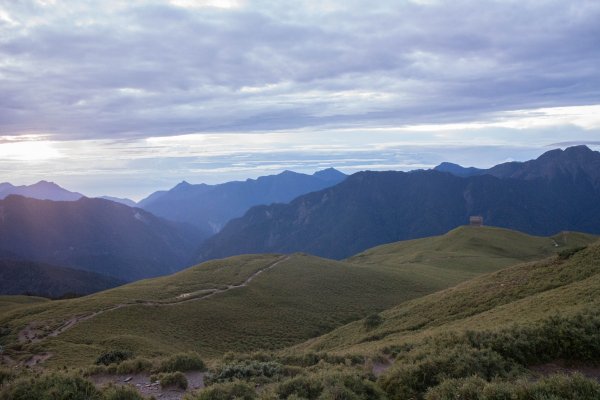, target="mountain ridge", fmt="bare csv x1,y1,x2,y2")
0,195,206,281
198,146,600,261
139,168,346,233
